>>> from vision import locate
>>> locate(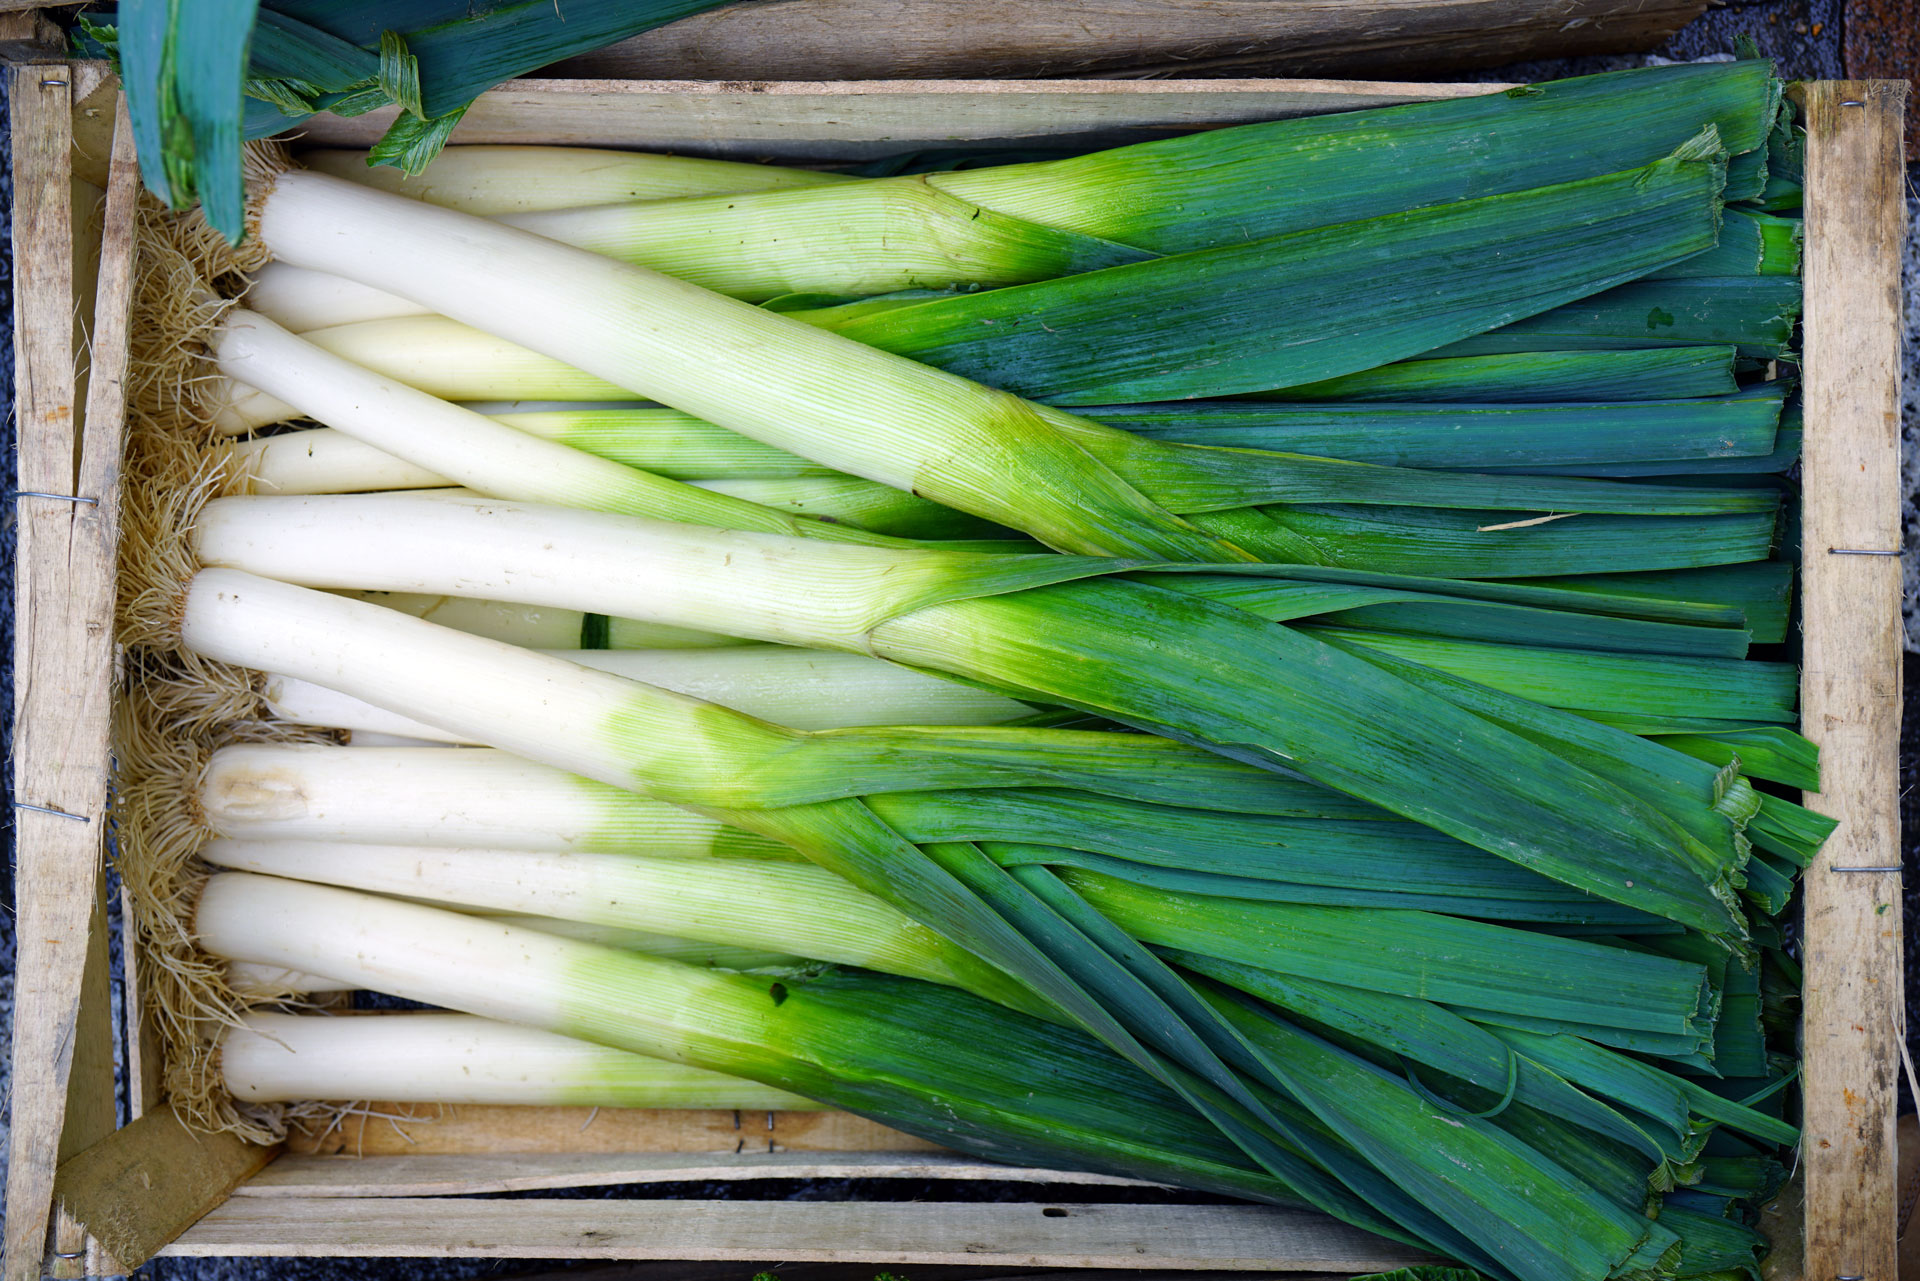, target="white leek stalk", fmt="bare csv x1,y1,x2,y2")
264,645,1032,739
213,422,1000,540
196,744,789,855
196,874,812,1079
336,590,742,651
228,918,803,993
485,916,802,971
191,495,1006,654
250,173,1148,317
215,420,825,491
227,961,345,997
248,170,1234,559
244,262,427,330
210,379,301,434
197,839,979,991
221,1011,822,1109
303,146,850,215
222,429,448,494
341,731,450,747
208,309,919,548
